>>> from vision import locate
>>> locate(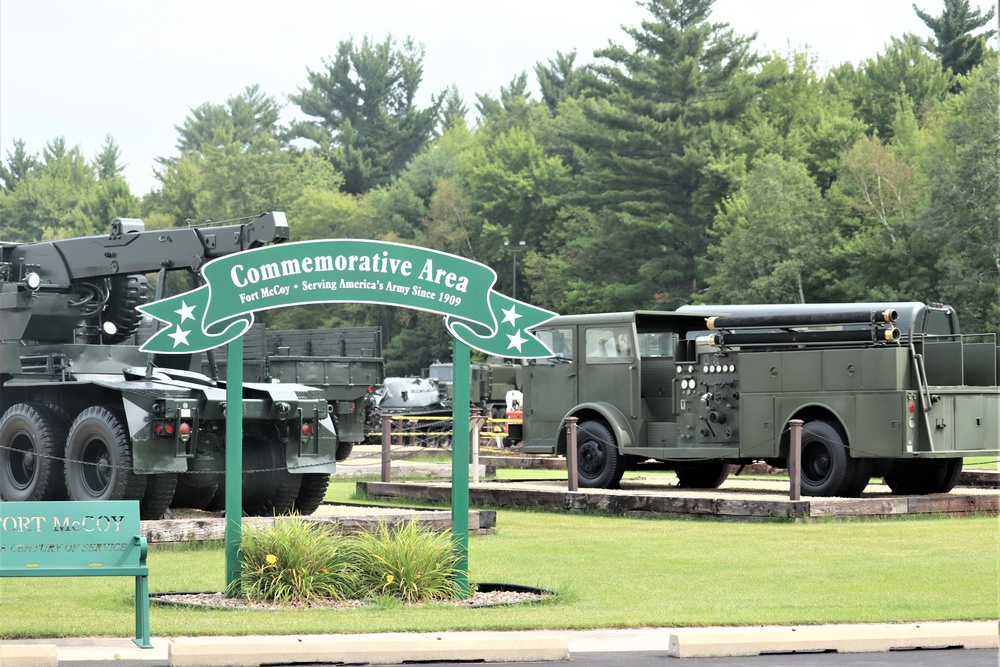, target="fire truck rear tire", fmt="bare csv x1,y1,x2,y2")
575,420,626,489
64,406,147,502
884,458,963,495
0,403,69,501
798,421,856,497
